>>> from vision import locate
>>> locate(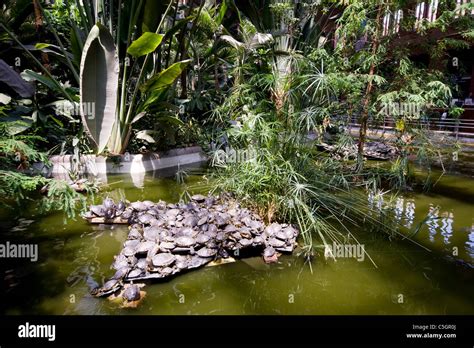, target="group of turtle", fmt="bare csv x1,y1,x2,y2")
87,194,299,299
